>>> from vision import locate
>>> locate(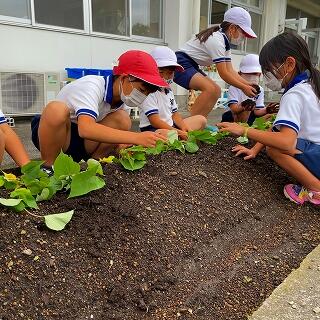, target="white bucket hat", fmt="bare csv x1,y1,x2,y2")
150,46,184,72
239,54,262,73
224,7,257,38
